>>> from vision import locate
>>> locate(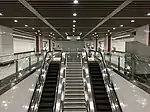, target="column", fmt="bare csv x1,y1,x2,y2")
35,35,39,52
49,38,52,51
108,35,111,52
95,38,98,51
